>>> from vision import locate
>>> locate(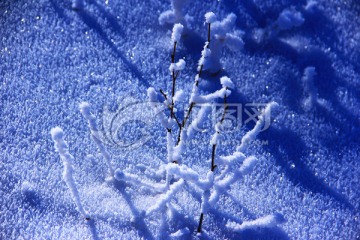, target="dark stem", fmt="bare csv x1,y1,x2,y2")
170,41,177,119
178,24,212,146
211,144,217,171
196,23,213,234
208,23,211,45
177,125,182,145
159,89,167,100
197,213,204,233
211,87,228,171
220,88,228,124
182,102,195,128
